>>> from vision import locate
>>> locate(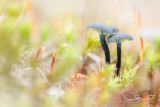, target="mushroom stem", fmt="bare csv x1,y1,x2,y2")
100,35,110,63
116,42,121,76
